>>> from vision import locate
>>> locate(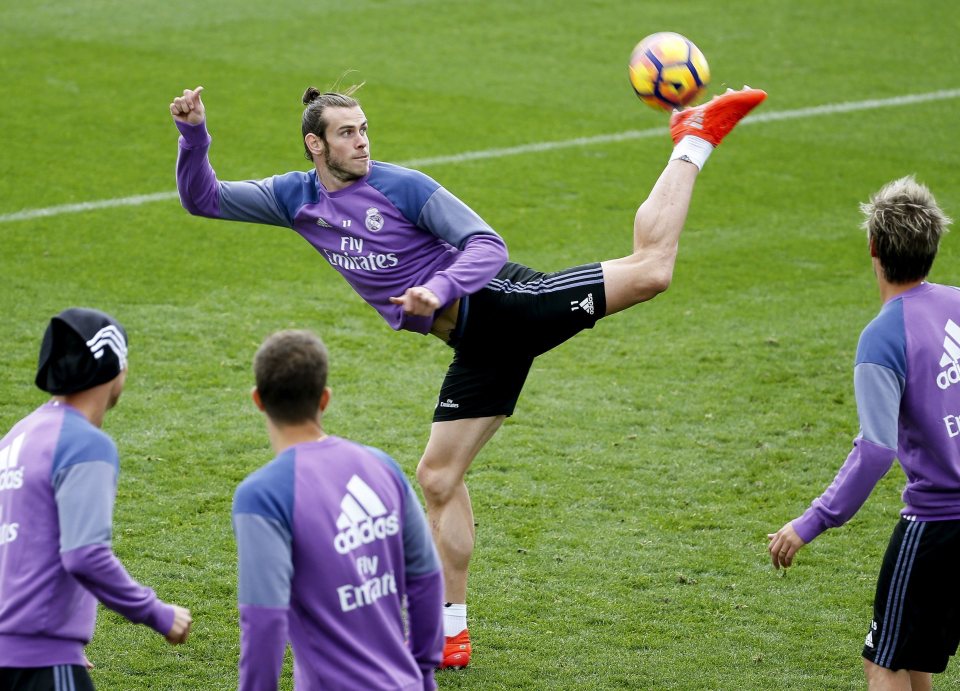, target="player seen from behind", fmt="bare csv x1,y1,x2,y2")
232,329,443,690
768,177,958,690
0,308,192,691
